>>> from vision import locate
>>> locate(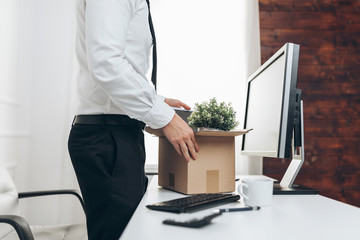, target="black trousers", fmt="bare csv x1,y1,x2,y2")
68,115,148,240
